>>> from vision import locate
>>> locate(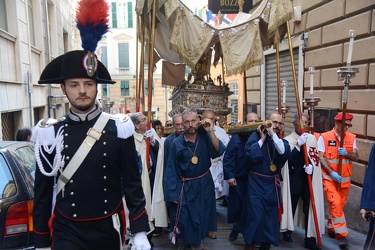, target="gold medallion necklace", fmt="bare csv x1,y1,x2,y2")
186,138,199,165
266,141,277,172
